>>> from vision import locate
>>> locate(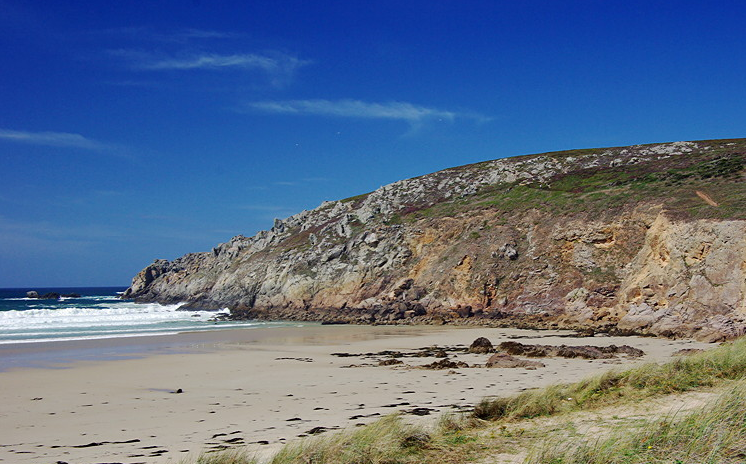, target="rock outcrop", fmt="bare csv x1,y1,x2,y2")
26,291,81,299
497,341,644,359
468,337,494,354
123,138,746,341
485,354,545,369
